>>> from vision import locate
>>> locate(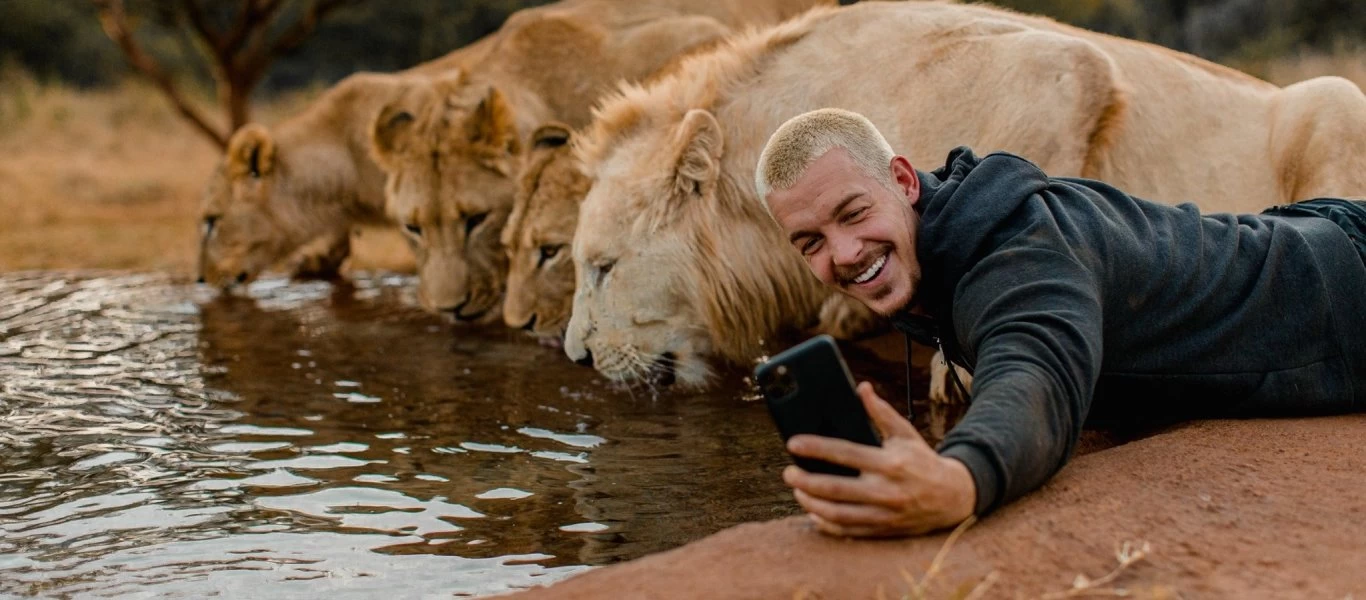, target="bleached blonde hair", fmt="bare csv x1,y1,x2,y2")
754,108,896,207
